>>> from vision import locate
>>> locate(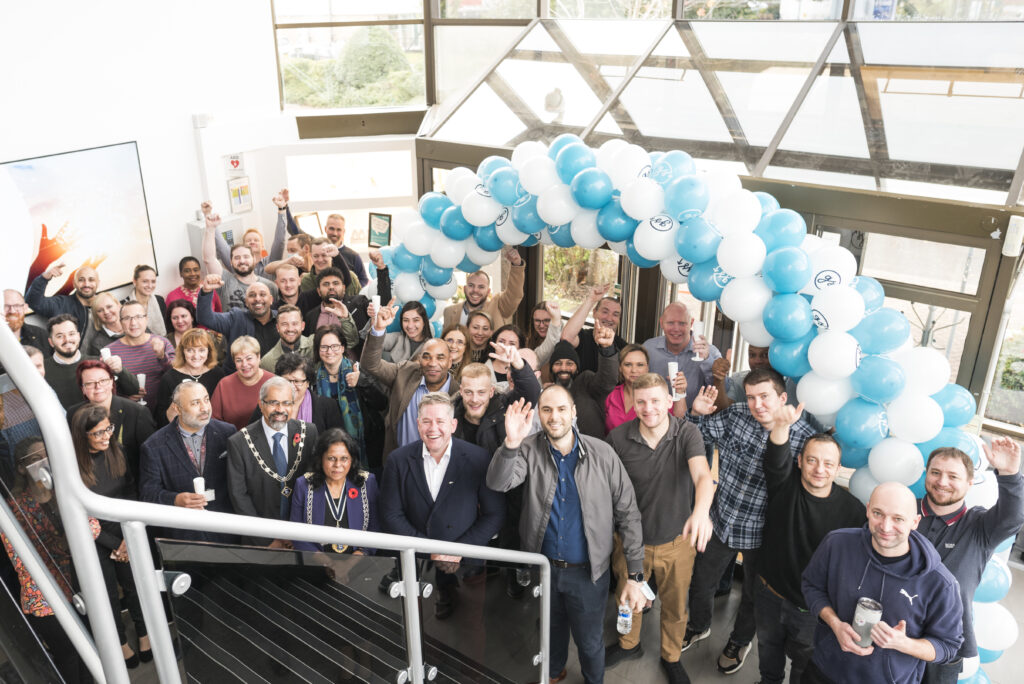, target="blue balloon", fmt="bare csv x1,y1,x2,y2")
386,317,402,334
852,275,886,314
379,246,395,268
473,222,504,252
996,535,1014,552
420,258,453,287
675,215,722,264
596,196,639,242
960,668,992,684
840,442,871,469
909,470,927,498
931,383,977,427
762,246,813,294
548,223,576,248
419,293,437,319
547,133,584,161
440,205,474,241
555,142,596,185
391,245,422,273
769,328,816,378
511,194,546,234
431,320,443,338
486,166,523,207
418,192,453,229
763,294,814,341
649,151,664,166
755,209,807,252
975,559,1011,603
851,308,911,355
477,155,511,181
570,167,614,209
977,647,1002,664
688,257,734,302
520,232,540,247
457,255,478,273
850,355,906,404
664,175,710,222
753,191,780,215
626,239,658,268
835,398,889,450
916,427,980,466
650,150,696,186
